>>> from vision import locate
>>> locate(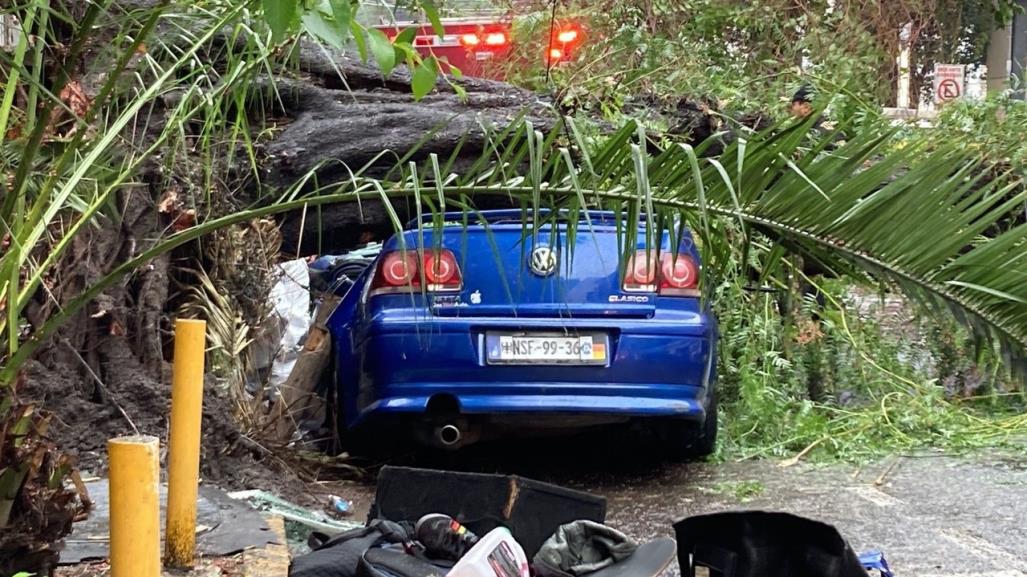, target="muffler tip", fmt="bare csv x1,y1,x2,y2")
437,424,462,447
